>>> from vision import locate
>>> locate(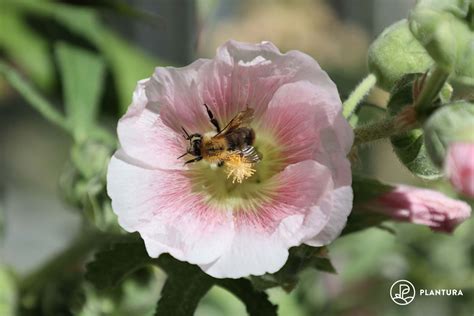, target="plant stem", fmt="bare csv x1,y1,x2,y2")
413,66,449,117
353,117,396,146
353,115,416,146
343,73,377,119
